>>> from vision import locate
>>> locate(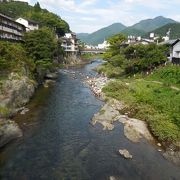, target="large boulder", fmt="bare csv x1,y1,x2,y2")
0,73,36,118
92,102,120,130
